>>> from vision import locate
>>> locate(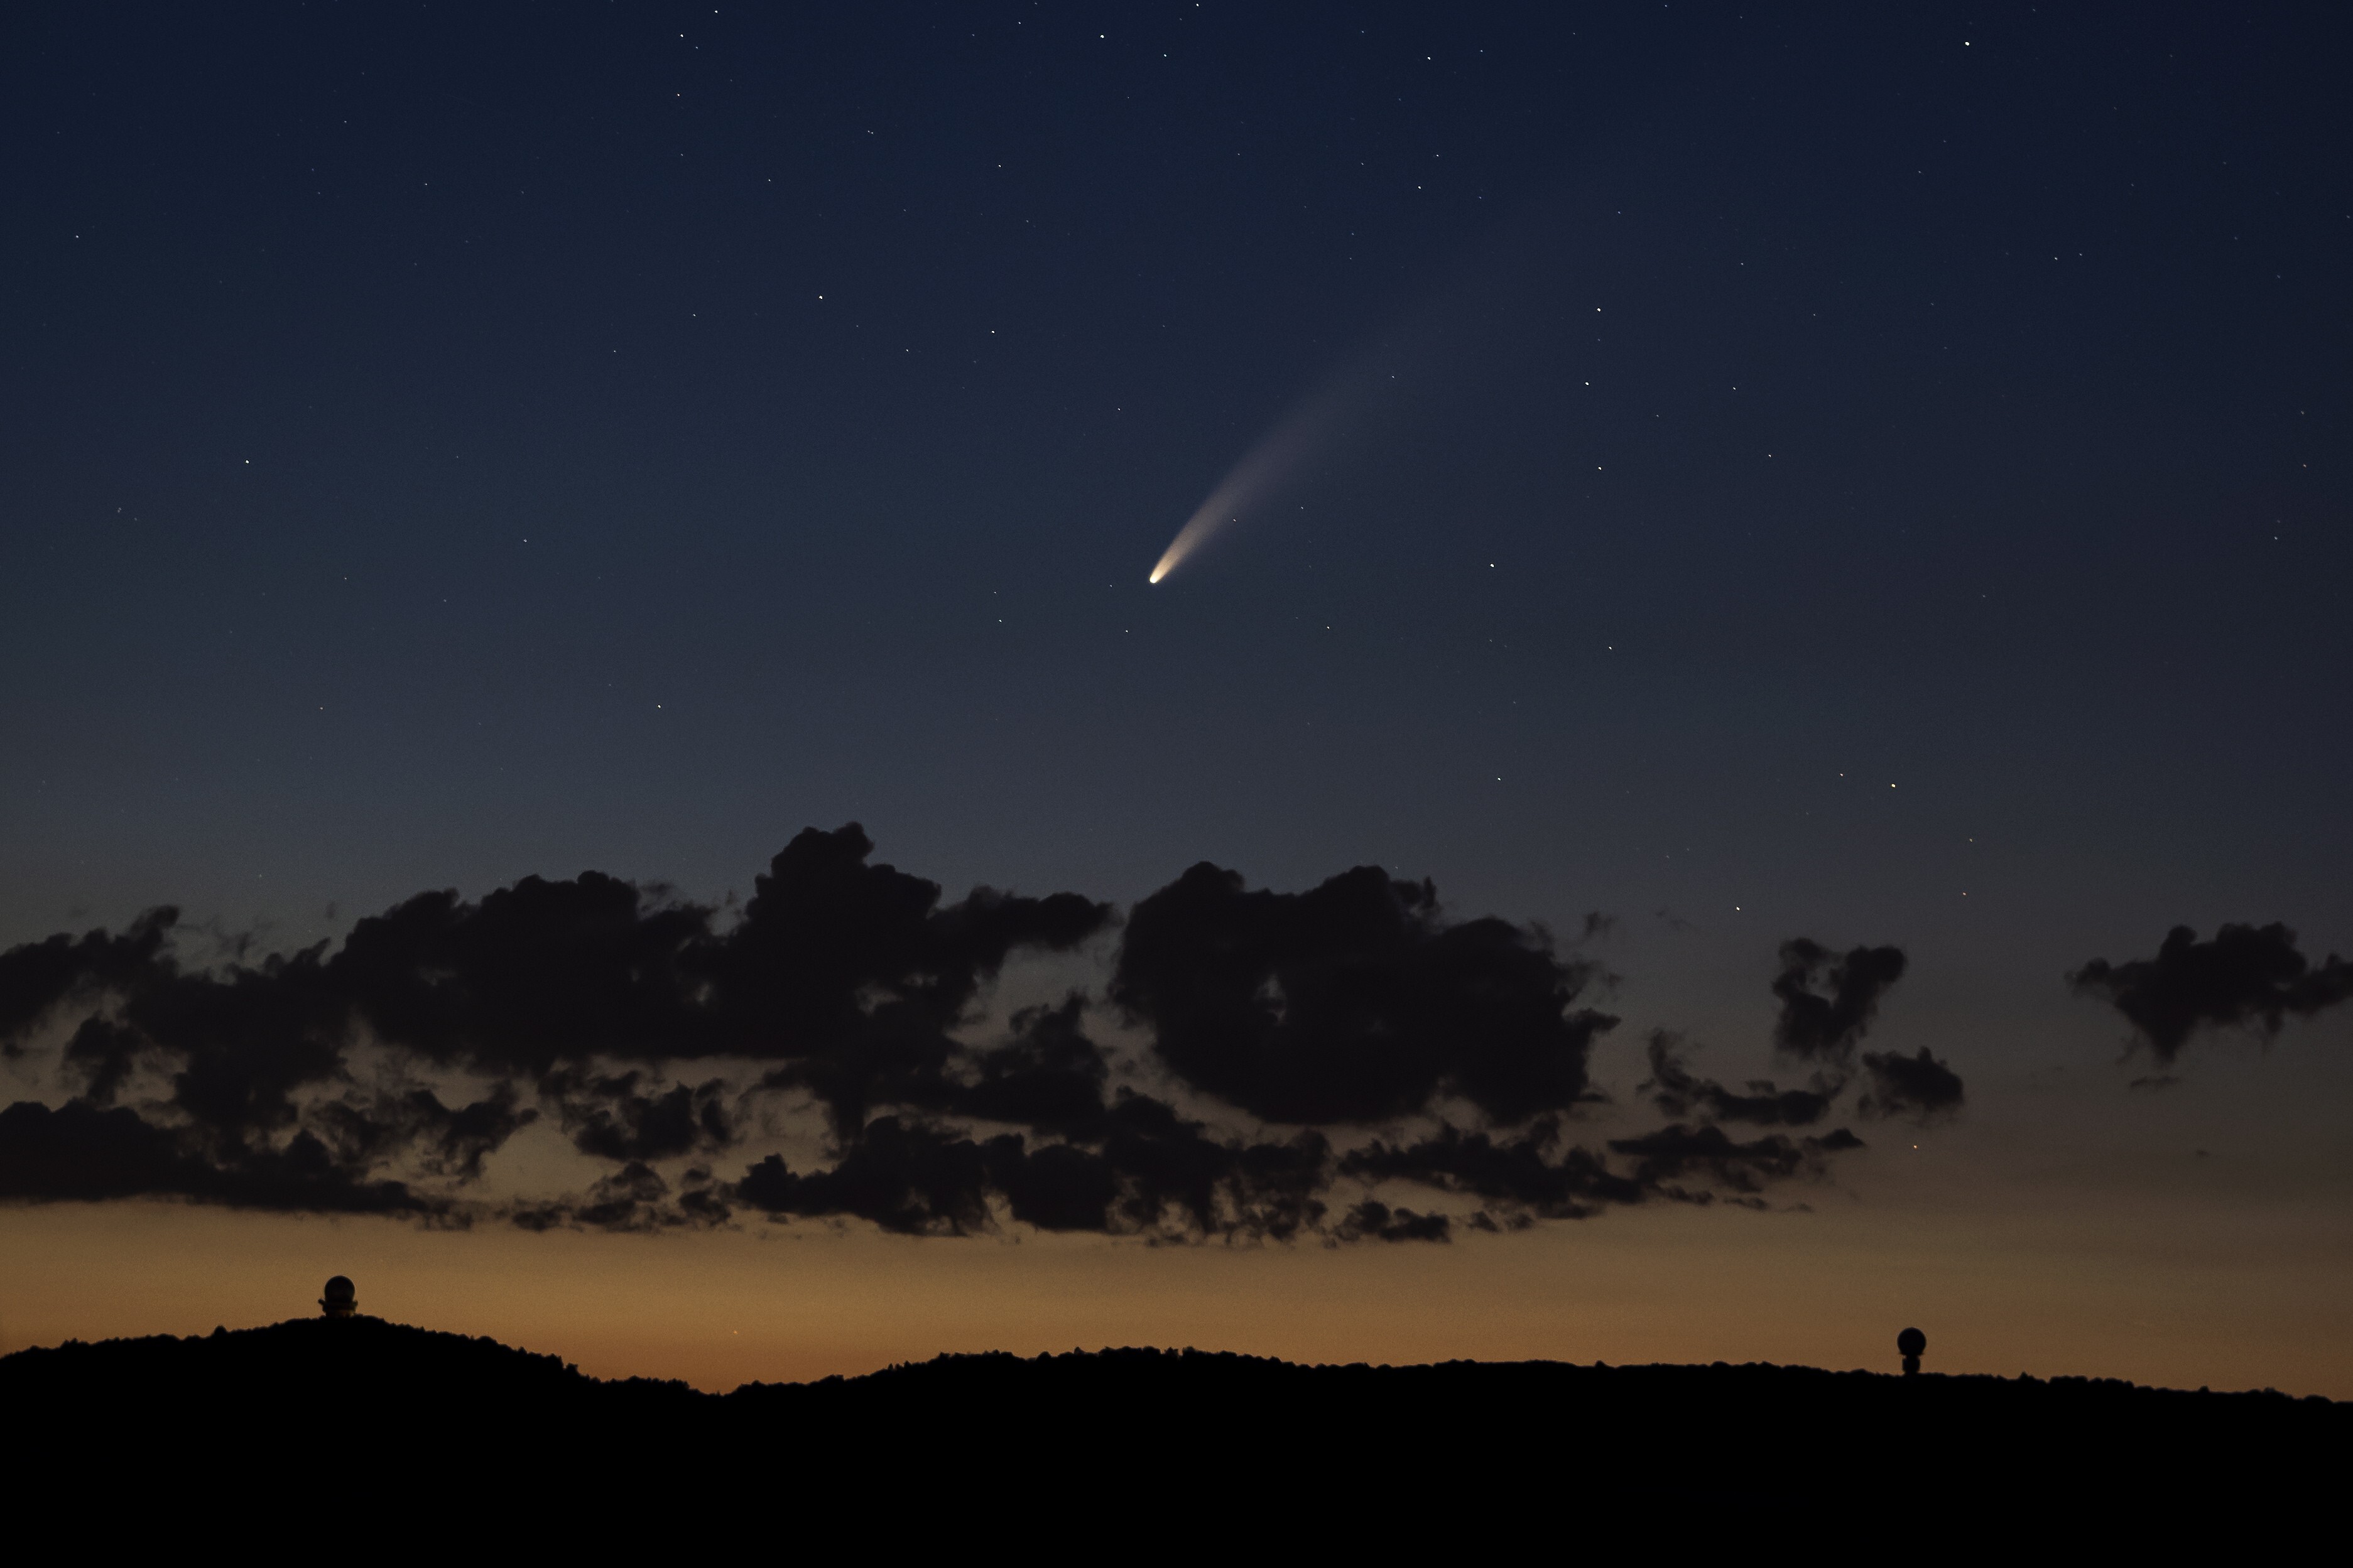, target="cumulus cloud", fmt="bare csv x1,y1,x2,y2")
330,824,1113,1130
0,825,1107,1225
1859,1049,1964,1121
1340,1119,1639,1221
1603,1123,1854,1200
313,1083,537,1181
1334,1200,1452,1243
1338,1112,1862,1221
0,909,177,1049
510,1160,732,1233
540,1070,732,1163
1112,862,1617,1125
61,1017,144,1105
2071,923,2353,1063
889,994,1114,1140
733,1094,1334,1242
1642,1031,1838,1126
1771,939,1908,1062
0,832,1876,1238
0,1098,445,1216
